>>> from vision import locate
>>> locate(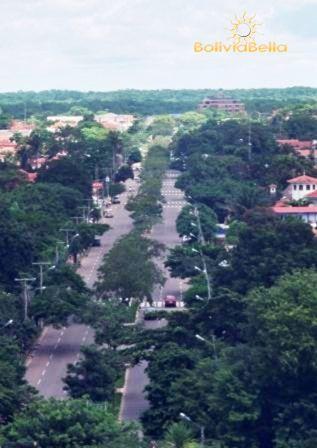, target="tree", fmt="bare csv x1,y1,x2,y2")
176,204,217,241
64,345,123,402
96,232,164,301
85,301,134,350
0,336,35,424
37,158,92,197
163,423,194,448
128,148,142,164
115,165,134,182
2,398,142,447
214,213,317,294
